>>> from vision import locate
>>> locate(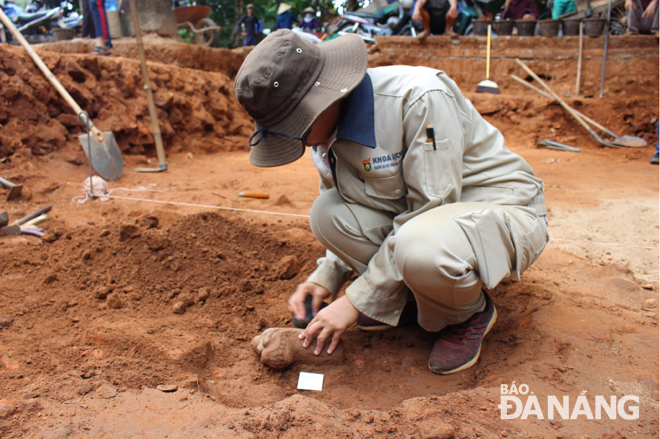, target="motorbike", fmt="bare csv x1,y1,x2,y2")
2,1,71,44
327,3,423,40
